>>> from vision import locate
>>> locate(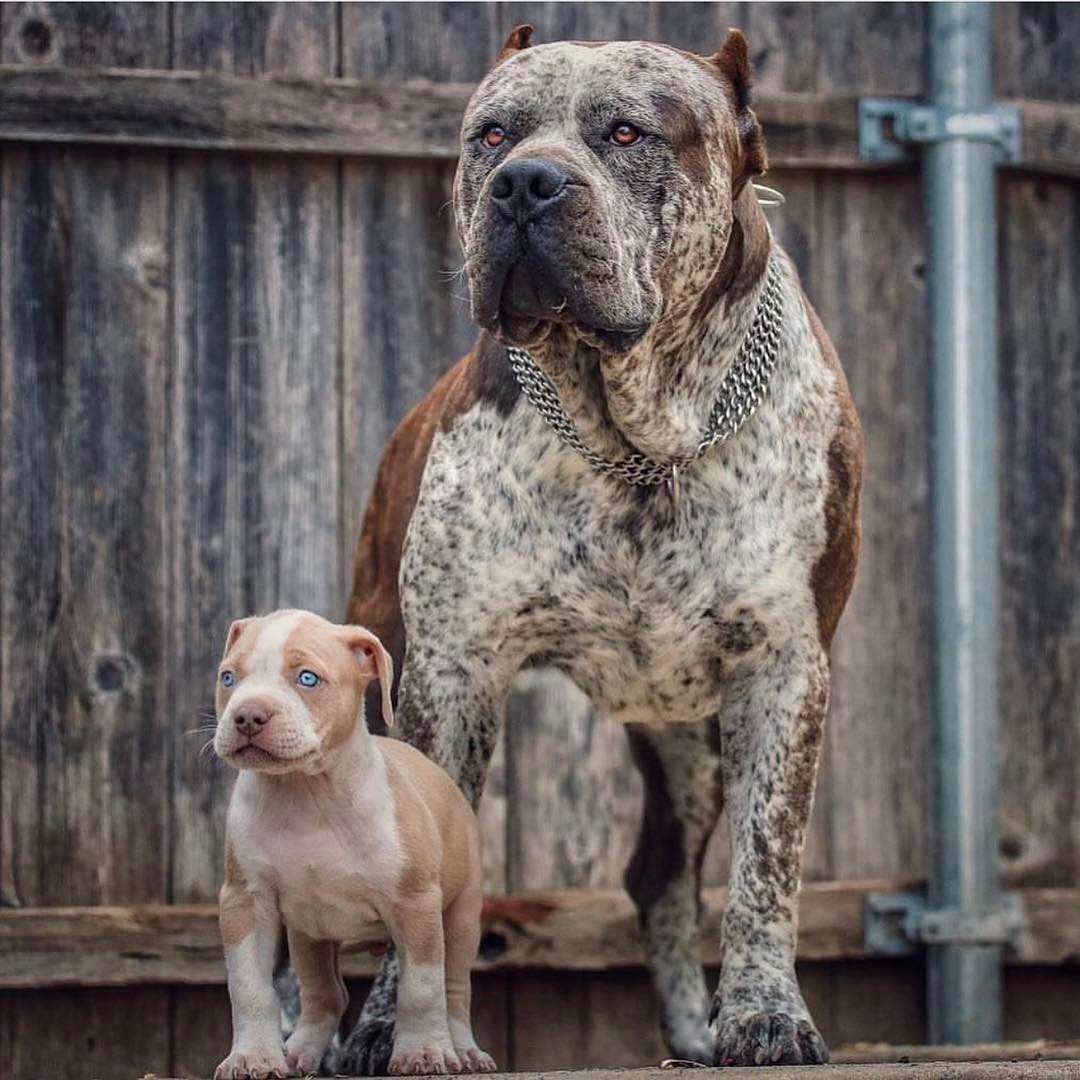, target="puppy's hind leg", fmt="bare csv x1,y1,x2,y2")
388,889,460,1075
443,882,496,1073
283,930,347,1075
